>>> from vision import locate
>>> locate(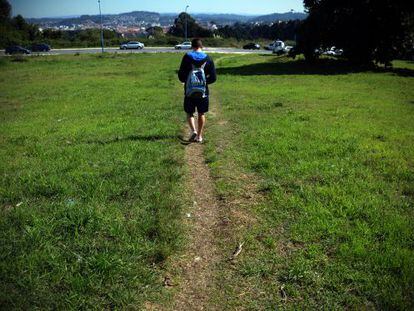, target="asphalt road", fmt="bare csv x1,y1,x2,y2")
0,46,273,56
